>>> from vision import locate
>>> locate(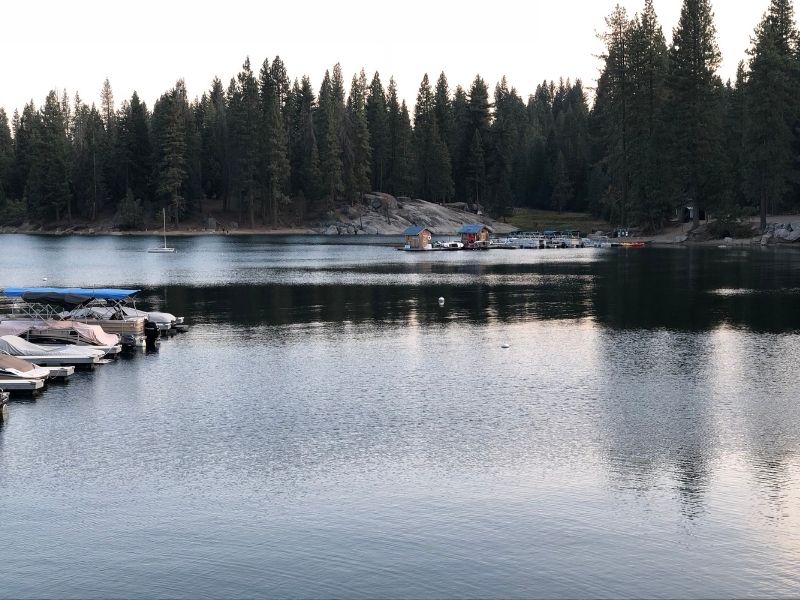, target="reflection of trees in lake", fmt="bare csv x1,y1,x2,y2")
147,248,800,332
140,248,800,511
592,330,716,519
714,331,800,518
